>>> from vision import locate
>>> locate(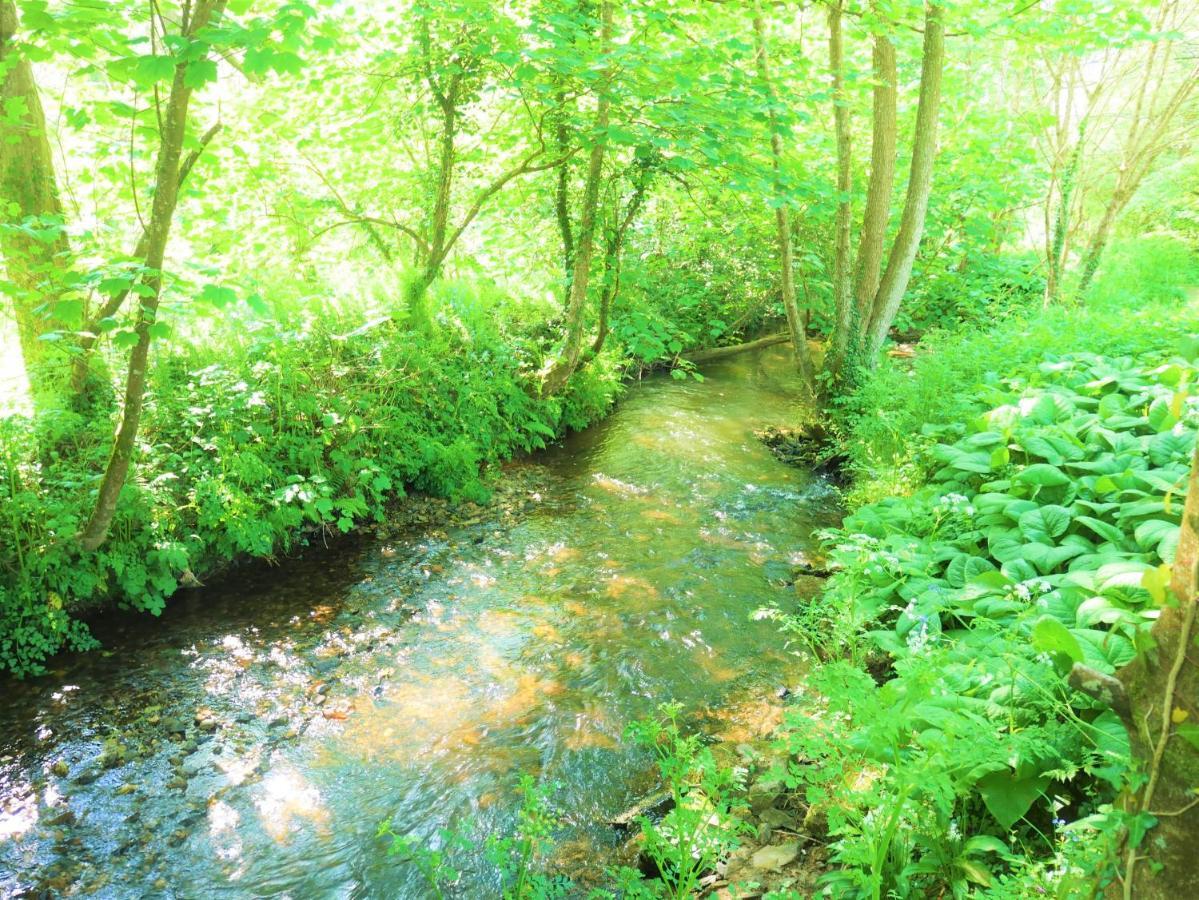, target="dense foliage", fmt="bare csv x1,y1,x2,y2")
752,274,1199,896
0,301,621,674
